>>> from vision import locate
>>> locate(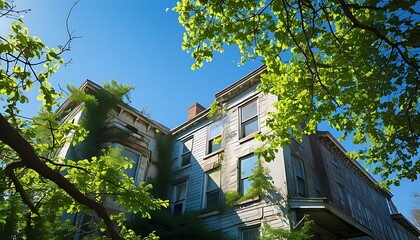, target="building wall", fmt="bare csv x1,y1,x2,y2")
171,84,291,239
302,134,419,240
170,79,419,240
